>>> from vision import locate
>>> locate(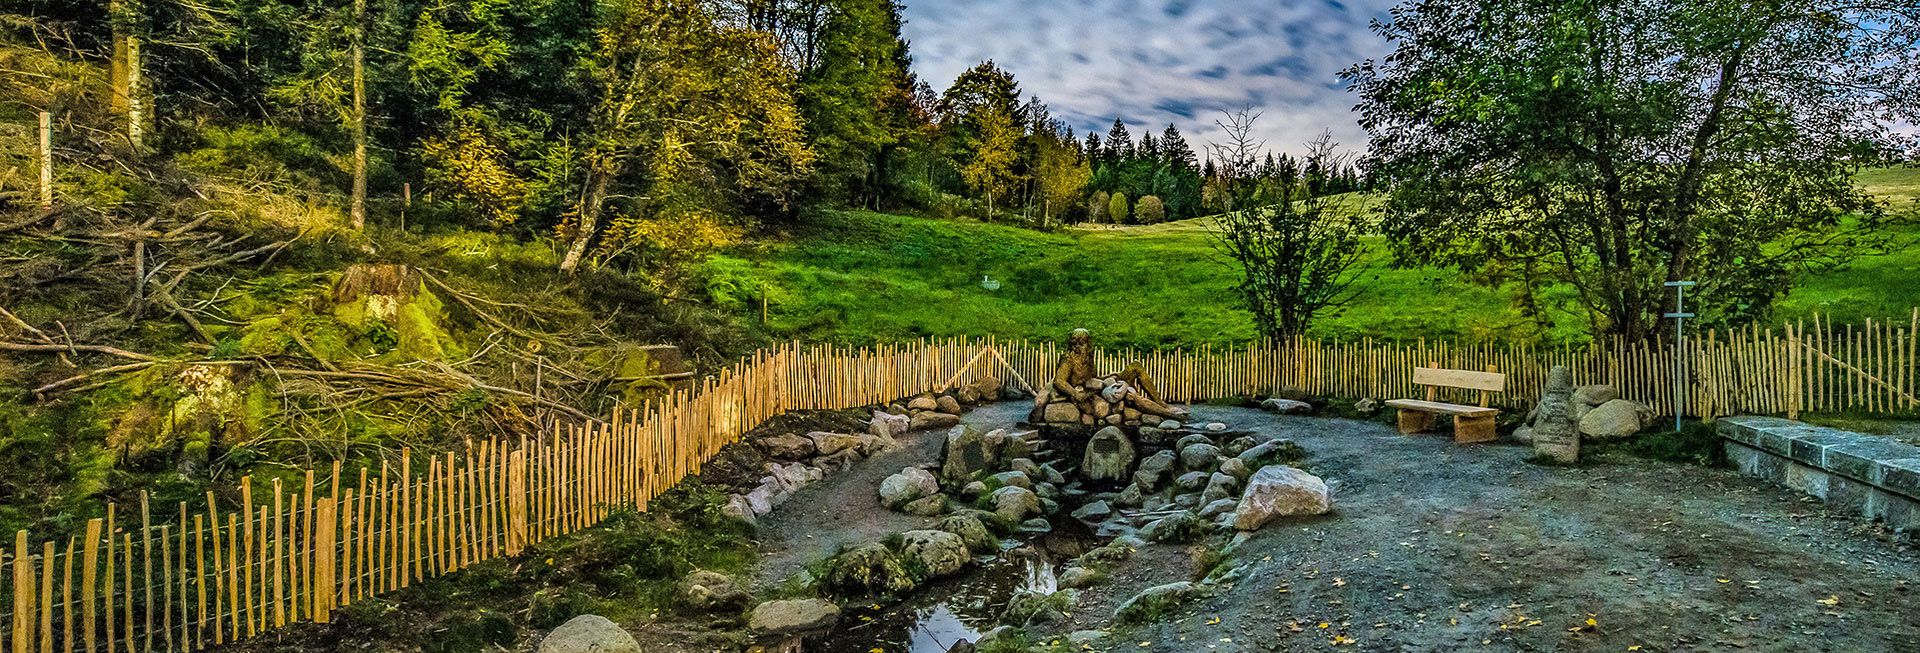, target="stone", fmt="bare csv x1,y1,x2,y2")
1135,426,1171,445
1010,457,1043,478
1041,401,1082,424
911,411,962,431
935,514,998,552
1175,471,1210,491
879,467,939,509
1532,365,1581,463
1059,567,1103,589
898,530,970,577
941,426,991,486
871,410,910,439
1115,582,1206,623
1113,484,1144,507
989,470,1034,490
1180,443,1223,470
1573,384,1619,407
1218,457,1250,481
1070,500,1113,521
1199,498,1239,519
961,481,987,496
936,395,964,415
1018,517,1053,533
1175,434,1215,451
1580,399,1654,439
1066,630,1108,646
1138,450,1177,475
908,395,940,412
1037,463,1067,485
1172,492,1202,508
1206,422,1228,431
957,386,981,405
723,495,755,522
857,432,892,455
1260,398,1313,414
1512,425,1535,444
1141,512,1202,543
991,485,1042,523
748,599,841,637
681,570,750,611
902,494,949,516
743,484,776,515
1082,426,1137,481
1236,439,1305,468
1202,472,1239,502
808,431,863,456
1223,436,1257,456
756,433,816,461
538,615,639,653
1233,466,1331,531
1157,419,1182,429
1354,397,1381,416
